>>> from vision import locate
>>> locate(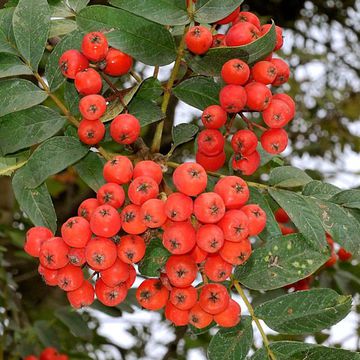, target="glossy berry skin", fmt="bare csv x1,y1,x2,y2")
165,302,189,326
165,255,197,288
78,198,99,221
338,248,352,261
219,239,252,265
241,204,267,235
110,114,141,145
103,155,133,184
126,265,137,288
165,193,193,222
251,61,277,84
185,26,213,55
59,49,89,79
97,182,125,209
261,128,288,154
39,237,69,270
271,58,290,86
57,264,84,292
212,34,226,48
85,237,117,271
100,258,129,287
74,68,102,95
79,95,106,121
117,234,146,264
199,283,229,314
245,82,272,111
133,160,163,185
219,85,247,113
262,99,292,128
68,247,86,266
81,32,108,62
128,176,159,205
90,204,121,238
24,226,53,257
189,303,213,329
39,348,59,360
216,7,240,24
173,162,207,196
67,280,95,309
121,204,147,234
235,12,261,29
196,224,224,253
272,93,295,117
38,264,58,286
221,59,250,85
274,208,290,223
261,24,283,51
136,279,169,310
189,245,208,264
24,355,38,360
196,151,226,172
214,176,249,209
170,286,197,310
95,278,128,306
103,48,133,76
162,221,196,254
218,210,249,242
204,254,232,282
225,22,260,46
214,299,241,327
232,150,261,175
197,129,225,156
140,199,167,228
231,129,258,156
78,119,105,145
193,192,226,224
201,105,227,129
61,216,91,248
